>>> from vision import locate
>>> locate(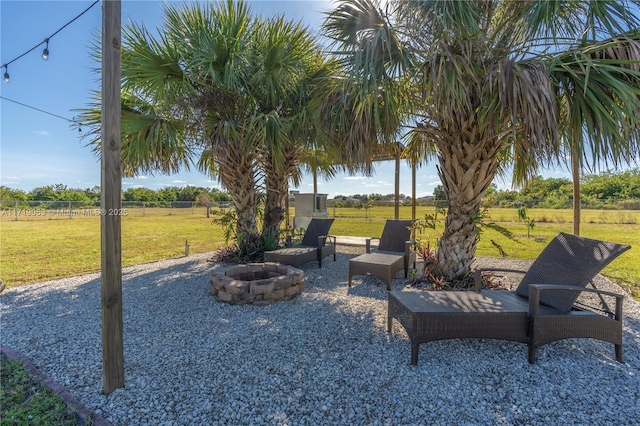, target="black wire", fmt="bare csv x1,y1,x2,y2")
1,0,100,69
0,95,79,124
